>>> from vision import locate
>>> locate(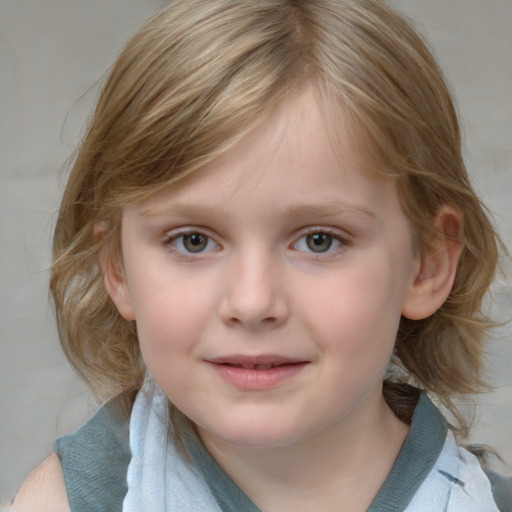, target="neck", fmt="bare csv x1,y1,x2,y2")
198,393,410,512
